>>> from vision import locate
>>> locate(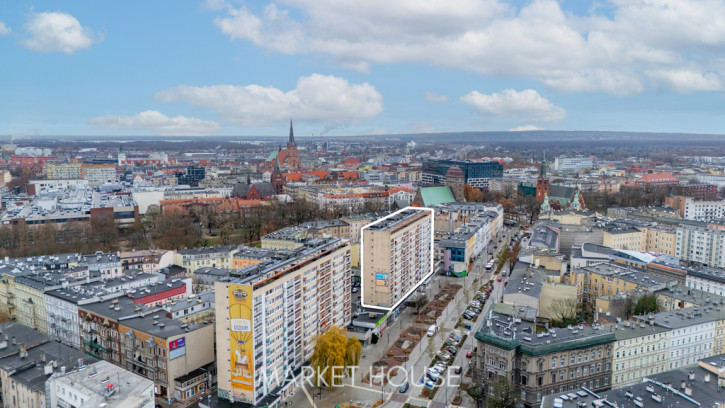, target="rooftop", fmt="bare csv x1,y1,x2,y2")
542,354,725,408
51,360,153,407
365,209,430,232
